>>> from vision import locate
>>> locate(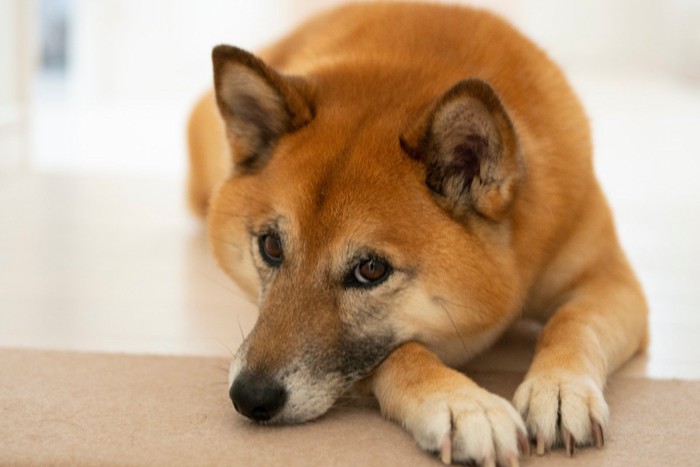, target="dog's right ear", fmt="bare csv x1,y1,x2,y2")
212,45,314,172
